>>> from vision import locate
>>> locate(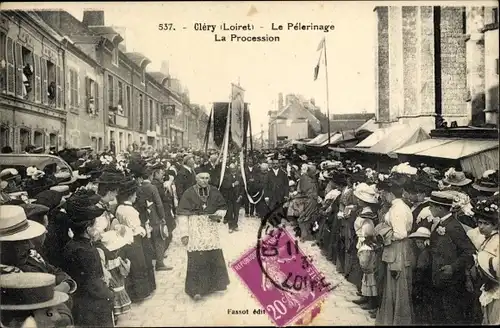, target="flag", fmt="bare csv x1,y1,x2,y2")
314,38,325,81
230,84,245,148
